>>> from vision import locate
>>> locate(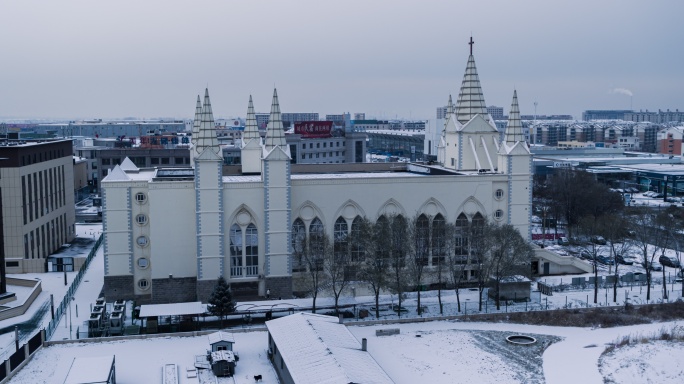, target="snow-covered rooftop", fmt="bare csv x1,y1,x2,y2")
266,313,394,384
138,301,205,318
207,330,235,345
63,355,114,384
